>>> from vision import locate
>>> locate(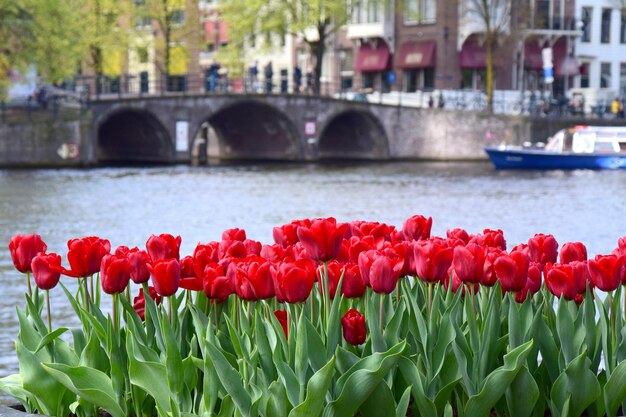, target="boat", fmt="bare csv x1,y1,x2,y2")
485,125,626,169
